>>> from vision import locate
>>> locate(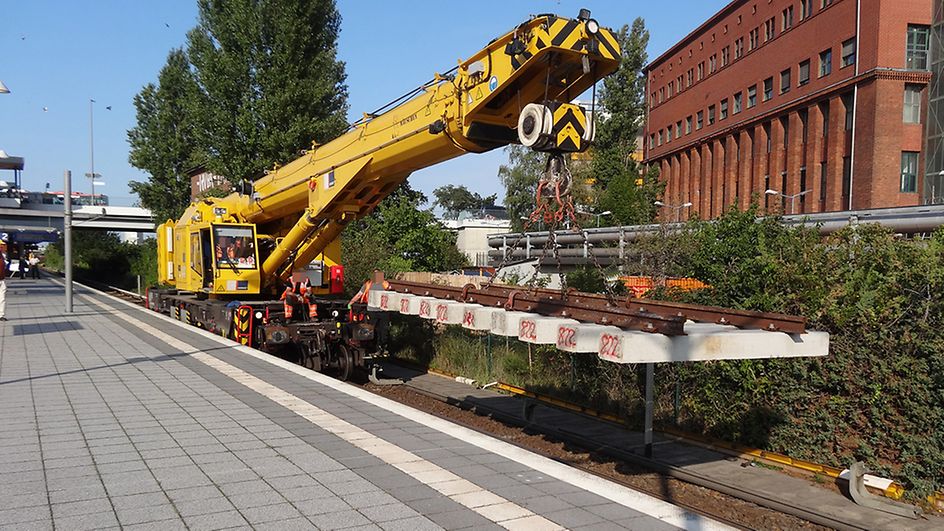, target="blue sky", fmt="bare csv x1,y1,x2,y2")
1,1,726,206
